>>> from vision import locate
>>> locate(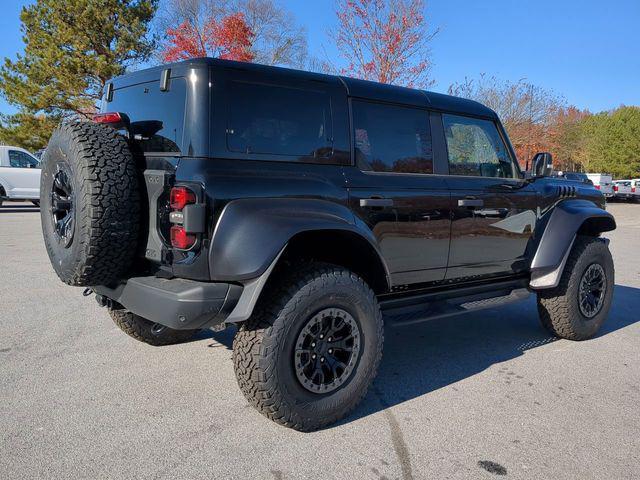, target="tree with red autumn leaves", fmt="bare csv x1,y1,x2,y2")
162,12,254,62
332,0,438,88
